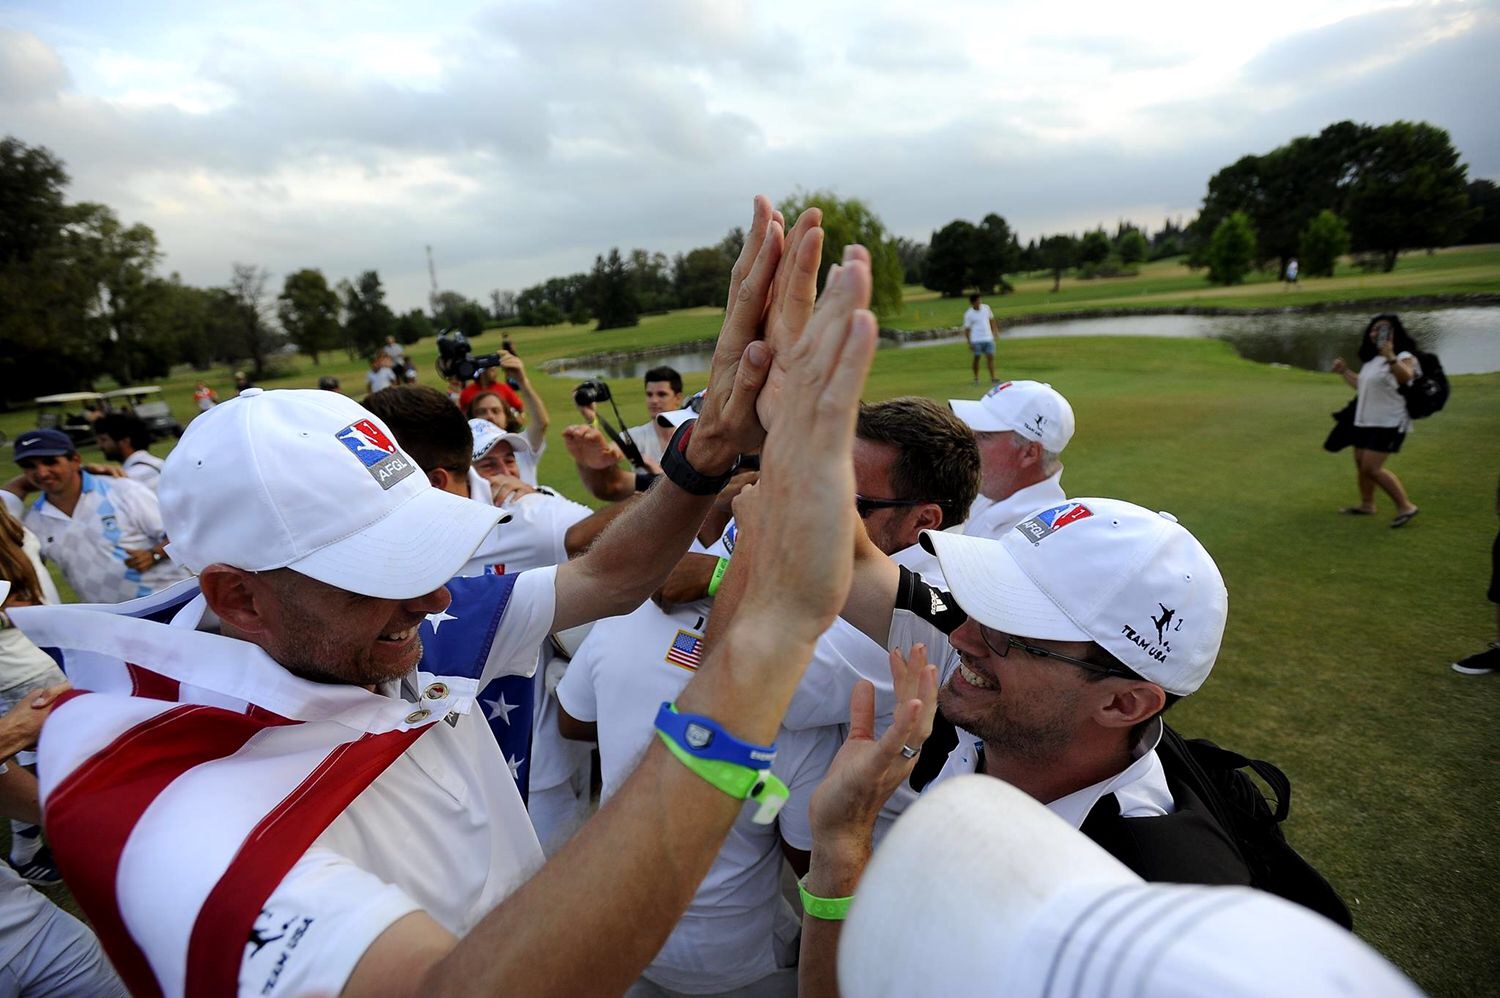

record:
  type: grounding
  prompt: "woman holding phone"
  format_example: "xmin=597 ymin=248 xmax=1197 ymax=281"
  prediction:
xmin=1331 ymin=313 xmax=1421 ymax=527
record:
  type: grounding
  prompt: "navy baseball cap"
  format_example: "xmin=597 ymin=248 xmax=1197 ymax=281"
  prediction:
xmin=13 ymin=429 xmax=76 ymax=461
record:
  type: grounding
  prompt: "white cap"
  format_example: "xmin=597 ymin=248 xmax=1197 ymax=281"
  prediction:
xmin=159 ymin=389 xmax=502 ymax=600
xmin=950 ymin=380 xmax=1075 ymax=453
xmin=841 ymin=776 xmax=1420 ymax=998
xmin=920 ymin=497 xmax=1227 ymax=695
xmin=468 ymin=418 xmax=532 ymax=461
xmin=656 ymin=389 xmax=706 ymax=429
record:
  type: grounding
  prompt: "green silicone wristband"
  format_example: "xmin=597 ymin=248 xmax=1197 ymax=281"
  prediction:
xmin=798 ymin=875 xmax=855 ymax=921
xmin=705 ymin=557 xmax=731 ymax=598
xmin=655 ymin=730 xmax=789 ymax=825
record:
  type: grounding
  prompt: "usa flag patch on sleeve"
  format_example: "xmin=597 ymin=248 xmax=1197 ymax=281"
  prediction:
xmin=665 ymin=629 xmax=704 ymax=671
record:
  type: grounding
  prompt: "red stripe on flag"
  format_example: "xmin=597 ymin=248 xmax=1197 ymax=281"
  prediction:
xmin=184 ymin=725 xmax=427 ymax=997
xmin=127 ymin=662 xmax=181 ymax=702
xmin=44 ymin=700 xmax=298 ymax=998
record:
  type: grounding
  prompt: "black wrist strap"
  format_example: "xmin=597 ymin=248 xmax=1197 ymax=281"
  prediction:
xmin=659 ymin=421 xmax=737 ymax=495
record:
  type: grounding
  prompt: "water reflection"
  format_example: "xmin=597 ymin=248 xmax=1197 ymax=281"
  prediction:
xmin=548 ymin=308 xmax=1500 ymax=379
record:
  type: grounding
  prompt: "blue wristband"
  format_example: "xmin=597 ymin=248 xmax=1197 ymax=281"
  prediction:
xmin=654 ymin=702 xmax=776 ymax=770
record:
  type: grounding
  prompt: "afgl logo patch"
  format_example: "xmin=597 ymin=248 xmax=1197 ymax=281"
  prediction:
xmin=984 ymin=381 xmax=1015 ymax=399
xmin=335 ymin=419 xmax=416 ymax=490
xmin=1013 ymin=502 xmax=1093 ymax=545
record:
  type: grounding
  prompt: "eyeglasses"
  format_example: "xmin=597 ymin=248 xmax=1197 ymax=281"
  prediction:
xmin=854 ymin=494 xmax=930 ymax=519
xmin=977 ymin=623 xmax=1140 ymax=679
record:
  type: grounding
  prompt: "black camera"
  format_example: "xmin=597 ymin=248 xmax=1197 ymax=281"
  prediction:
xmin=573 ymin=379 xmax=612 ymax=408
xmin=435 ymin=331 xmax=500 ymax=383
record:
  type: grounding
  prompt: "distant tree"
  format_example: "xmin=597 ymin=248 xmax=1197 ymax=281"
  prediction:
xmin=458 ymin=302 xmax=487 ymax=339
xmin=587 ymin=248 xmax=639 ymax=330
xmin=67 ymin=202 xmax=164 ymax=386
xmin=1116 ymin=228 xmax=1149 ymax=264
xmin=718 ymin=226 xmax=745 ymax=264
xmin=1459 ymin=179 xmax=1500 ymax=245
xmin=146 ymin=275 xmax=219 ymax=370
xmin=490 ymin=289 xmax=517 ymax=320
xmin=1207 ymin=212 xmax=1257 ymax=285
xmin=394 ymin=308 xmax=434 ymax=345
xmin=1298 ymin=210 xmax=1351 ymax=278
xmin=1344 ymin=121 xmax=1477 ymax=271
xmin=1037 ymin=234 xmax=1078 ymax=292
xmin=431 ymin=290 xmax=477 ymax=331
xmin=893 ymin=236 xmax=928 ymax=285
xmin=971 ymin=214 xmax=1020 ymax=294
xmin=1076 ymin=228 xmax=1111 ymax=266
xmin=277 ymin=268 xmax=340 ymax=364
xmin=225 ymin=263 xmax=281 ymax=377
xmin=672 ymin=246 xmax=733 ymax=308
xmin=1018 ymin=238 xmax=1040 ymax=272
xmin=628 ymin=248 xmax=676 ymax=312
xmin=924 ymin=219 xmax=976 ymax=297
xmin=778 ymin=190 xmax=903 ymax=317
xmin=341 ymin=270 xmax=396 ymax=357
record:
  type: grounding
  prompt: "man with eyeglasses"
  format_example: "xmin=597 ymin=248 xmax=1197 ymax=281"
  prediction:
xmin=819 ymin=497 xmax=1244 ymax=890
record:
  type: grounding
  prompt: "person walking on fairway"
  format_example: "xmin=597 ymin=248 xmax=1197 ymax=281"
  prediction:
xmin=963 ymin=293 xmax=999 ymax=385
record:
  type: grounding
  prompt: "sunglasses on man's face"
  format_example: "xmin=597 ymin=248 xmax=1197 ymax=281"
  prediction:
xmin=976 ymin=623 xmax=1141 ymax=680
xmin=853 ymin=494 xmax=930 ymax=519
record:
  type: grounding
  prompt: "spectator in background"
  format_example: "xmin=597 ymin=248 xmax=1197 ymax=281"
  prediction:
xmin=233 ymin=371 xmax=255 ymax=395
xmin=1452 ymin=473 xmax=1500 ymax=676
xmin=383 ymin=335 xmax=407 ymax=370
xmin=1285 ymin=257 xmax=1300 ymax=285
xmin=1331 ymin=314 xmax=1421 ymax=527
xmin=366 ymin=354 xmax=399 ymax=395
xmin=318 ymin=375 xmax=341 ymax=392
xmin=0 ymin=507 xmax=66 ymax=887
xmin=12 ymin=429 xmax=191 ymax=604
xmin=962 ymin=293 xmax=999 ymax=385
xmin=458 ymin=365 xmax=526 ymax=415
xmin=94 ymin=412 xmax=165 ymax=492
xmin=470 ymin=350 xmax=551 ymax=486
xmin=947 ymin=380 xmax=1075 ymax=538
xmin=192 ymin=381 xmax=218 ymax=413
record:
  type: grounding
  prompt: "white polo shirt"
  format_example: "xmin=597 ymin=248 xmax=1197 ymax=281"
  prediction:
xmin=1355 ymin=353 xmax=1420 ymax=431
xmin=557 ymin=599 xmax=839 ymax=995
xmin=122 ymin=452 xmax=165 ymax=491
xmin=23 ymin=472 xmax=192 ymax=604
xmin=625 ymin=420 xmax=668 ymax=468
xmin=962 ymin=471 xmax=1066 ymax=540
xmin=240 ymin=568 xmax=558 ymax=998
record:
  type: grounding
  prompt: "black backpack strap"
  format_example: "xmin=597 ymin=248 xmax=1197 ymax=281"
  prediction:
xmin=1080 ymin=790 xmax=1253 ymax=888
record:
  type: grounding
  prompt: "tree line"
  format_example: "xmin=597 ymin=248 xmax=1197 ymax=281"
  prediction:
xmin=2 ymin=118 xmax=1493 ymax=403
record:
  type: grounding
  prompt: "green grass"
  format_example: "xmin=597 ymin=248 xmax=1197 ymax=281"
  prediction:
xmin=3 ymin=247 xmax=1498 ymax=995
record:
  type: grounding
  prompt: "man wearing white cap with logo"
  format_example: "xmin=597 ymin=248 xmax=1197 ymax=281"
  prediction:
xmin=836 ymin=777 xmax=1418 ymax=997
xmin=11 ymin=201 xmax=900 ymax=997
xmin=949 ymin=379 xmax=1076 ymax=538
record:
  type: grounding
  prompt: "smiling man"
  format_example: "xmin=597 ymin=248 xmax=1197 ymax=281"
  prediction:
xmin=12 ymin=427 xmax=190 ymax=603
xmin=12 ymin=200 xmax=889 ymax=998
xmin=835 ymin=497 xmax=1245 ymax=886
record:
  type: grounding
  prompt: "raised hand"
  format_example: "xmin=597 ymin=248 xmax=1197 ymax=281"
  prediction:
xmin=756 ymin=208 xmax=826 ymax=430
xmin=562 ymin=424 xmax=625 ymax=470
xmin=808 ymin=645 xmax=939 ymax=856
xmin=731 ymin=255 xmax=876 ymax=645
xmin=682 ymin=197 xmax=784 ymax=475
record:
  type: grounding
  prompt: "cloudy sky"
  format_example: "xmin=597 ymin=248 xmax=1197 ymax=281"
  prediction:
xmin=2 ymin=0 xmax=1494 ymax=312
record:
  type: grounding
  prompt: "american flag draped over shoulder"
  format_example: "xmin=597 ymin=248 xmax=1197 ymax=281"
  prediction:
xmin=10 ymin=572 xmax=521 ymax=998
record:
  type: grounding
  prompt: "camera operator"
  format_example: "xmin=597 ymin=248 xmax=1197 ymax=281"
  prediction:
xmin=576 ymin=367 xmax=685 ymax=472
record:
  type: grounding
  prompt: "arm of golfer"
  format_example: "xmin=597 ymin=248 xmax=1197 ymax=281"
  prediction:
xmin=797 ymin=648 xmax=937 ymax=998
xmin=344 ymin=257 xmax=879 ymax=998
xmin=550 ymin=197 xmax=786 ymax=632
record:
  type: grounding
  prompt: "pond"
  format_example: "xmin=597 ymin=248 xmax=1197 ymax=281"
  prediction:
xmin=547 ymin=307 xmax=1500 ymax=381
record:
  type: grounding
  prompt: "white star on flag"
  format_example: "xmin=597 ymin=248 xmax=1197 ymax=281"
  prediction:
xmin=506 ymin=754 xmax=524 ymax=779
xmin=483 ymin=694 xmax=517 ymax=725
xmin=425 ymin=609 xmax=458 ymax=632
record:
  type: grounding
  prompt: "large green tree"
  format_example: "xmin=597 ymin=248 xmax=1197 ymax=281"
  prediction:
xmin=970 ymin=214 xmax=1020 ymax=294
xmin=341 ymin=270 xmax=397 ymax=358
xmin=1344 ymin=121 xmax=1476 ymax=271
xmin=1076 ymin=228 xmax=1111 ymax=266
xmin=672 ymin=246 xmax=732 ymax=308
xmin=587 ymin=247 xmax=640 ymax=331
xmin=924 ymin=219 xmax=977 ymax=297
xmin=225 ymin=263 xmax=281 ymax=377
xmin=277 ymin=268 xmax=341 ymax=364
xmin=777 ymin=190 xmax=903 ymax=317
